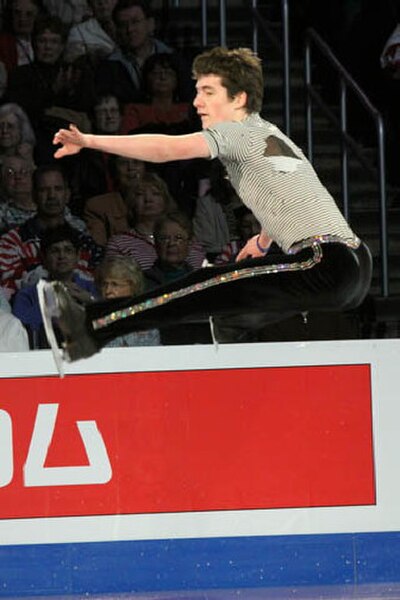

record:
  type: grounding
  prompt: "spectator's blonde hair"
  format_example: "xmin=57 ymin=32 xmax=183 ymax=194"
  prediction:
xmin=95 ymin=256 xmax=145 ymax=296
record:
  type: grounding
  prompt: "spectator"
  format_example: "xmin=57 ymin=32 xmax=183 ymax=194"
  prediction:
xmin=106 ymin=171 xmax=205 ymax=270
xmin=122 ymin=52 xmax=193 ymax=133
xmin=0 ymin=102 xmax=36 ymax=164
xmin=0 ymin=0 xmax=42 ymax=74
xmin=193 ymin=160 xmax=235 ymax=261
xmin=0 ymin=61 xmax=7 ymax=101
xmin=0 ymin=308 xmax=29 ymax=350
xmin=63 ymin=0 xmax=116 ymax=63
xmin=41 ymin=0 xmax=89 ymax=26
xmin=145 ymin=211 xmax=195 ymax=287
xmin=12 ymin=223 xmax=97 ymax=347
xmin=95 ymin=254 xmax=160 ymax=347
xmin=0 ymin=154 xmax=88 ymax=233
xmin=95 ymin=0 xmax=173 ymax=103
xmin=76 ymin=95 xmax=127 ymax=199
xmin=0 ymin=154 xmax=36 ymax=233
xmin=0 ymin=163 xmax=103 ymax=296
xmin=5 ymin=14 xmax=69 ymax=126
xmin=83 ymin=154 xmax=146 ymax=245
xmin=0 ymin=279 xmax=29 ymax=351
xmin=214 ymin=206 xmax=272 ymax=265
xmin=144 ymin=211 xmax=211 ymax=345
xmin=88 ymin=0 xmax=117 ymax=42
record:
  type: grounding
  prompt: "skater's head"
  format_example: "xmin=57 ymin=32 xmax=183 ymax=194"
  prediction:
xmin=96 ymin=255 xmax=144 ymax=299
xmin=192 ymin=47 xmax=263 ymax=128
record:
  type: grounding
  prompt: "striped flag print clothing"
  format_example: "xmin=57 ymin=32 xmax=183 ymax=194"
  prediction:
xmin=105 ymin=228 xmax=206 ymax=271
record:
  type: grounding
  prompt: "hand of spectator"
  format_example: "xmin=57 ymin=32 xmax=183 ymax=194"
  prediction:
xmin=235 ymin=233 xmax=272 ymax=262
xmin=53 ymin=124 xmax=87 ymax=158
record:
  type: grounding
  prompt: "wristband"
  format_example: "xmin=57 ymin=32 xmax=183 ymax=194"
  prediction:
xmin=256 ymin=234 xmax=269 ymax=254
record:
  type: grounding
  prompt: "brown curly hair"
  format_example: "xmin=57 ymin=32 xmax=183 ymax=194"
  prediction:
xmin=192 ymin=46 xmax=264 ymax=113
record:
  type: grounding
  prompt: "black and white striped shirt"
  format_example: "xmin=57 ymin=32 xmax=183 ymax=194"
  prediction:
xmin=202 ymin=113 xmax=357 ymax=253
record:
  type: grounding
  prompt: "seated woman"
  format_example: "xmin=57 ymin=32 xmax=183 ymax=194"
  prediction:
xmin=122 ymin=53 xmax=192 ymax=134
xmin=106 ymin=172 xmax=205 ymax=271
xmin=84 ymin=154 xmax=147 ymax=246
xmin=95 ymin=255 xmax=160 ymax=347
xmin=0 ymin=103 xmax=36 ymax=163
xmin=144 ymin=211 xmax=212 ymax=345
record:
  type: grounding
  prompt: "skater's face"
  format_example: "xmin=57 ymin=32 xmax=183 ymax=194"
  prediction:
xmin=156 ymin=220 xmax=190 ymax=267
xmin=193 ymin=74 xmax=247 ymax=129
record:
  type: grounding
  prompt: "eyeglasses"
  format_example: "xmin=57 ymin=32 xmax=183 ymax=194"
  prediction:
xmin=4 ymin=168 xmax=32 ymax=177
xmin=157 ymin=234 xmax=189 ymax=244
xmin=100 ymin=279 xmax=132 ymax=290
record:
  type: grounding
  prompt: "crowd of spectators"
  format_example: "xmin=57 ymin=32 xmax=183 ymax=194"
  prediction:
xmin=2 ymin=0 xmax=393 ymax=351
xmin=0 ymin=0 xmax=260 ymax=351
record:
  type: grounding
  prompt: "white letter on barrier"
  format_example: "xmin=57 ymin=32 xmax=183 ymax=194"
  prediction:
xmin=0 ymin=410 xmax=13 ymax=487
xmin=23 ymin=404 xmax=112 ymax=487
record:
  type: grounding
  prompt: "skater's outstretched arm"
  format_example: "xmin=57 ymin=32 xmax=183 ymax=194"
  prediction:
xmin=53 ymin=124 xmax=211 ymax=163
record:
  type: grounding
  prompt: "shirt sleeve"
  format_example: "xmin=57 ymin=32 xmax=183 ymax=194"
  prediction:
xmin=201 ymin=121 xmax=252 ymax=161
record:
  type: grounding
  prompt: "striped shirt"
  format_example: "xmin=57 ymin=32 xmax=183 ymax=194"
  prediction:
xmin=106 ymin=229 xmax=206 ymax=271
xmin=202 ymin=113 xmax=357 ymax=253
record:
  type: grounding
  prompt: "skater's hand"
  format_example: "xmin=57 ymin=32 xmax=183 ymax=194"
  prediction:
xmin=53 ymin=124 xmax=88 ymax=159
xmin=236 ymin=233 xmax=272 ymax=261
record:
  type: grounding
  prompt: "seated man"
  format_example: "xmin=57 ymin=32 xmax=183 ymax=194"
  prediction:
xmin=0 ymin=163 xmax=103 ymax=297
xmin=13 ymin=223 xmax=98 ymax=348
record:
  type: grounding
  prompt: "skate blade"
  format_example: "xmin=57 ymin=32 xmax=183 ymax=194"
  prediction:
xmin=37 ymin=280 xmax=65 ymax=377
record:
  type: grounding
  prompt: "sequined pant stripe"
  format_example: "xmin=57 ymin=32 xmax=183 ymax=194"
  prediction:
xmin=91 ymin=244 xmax=323 ymax=331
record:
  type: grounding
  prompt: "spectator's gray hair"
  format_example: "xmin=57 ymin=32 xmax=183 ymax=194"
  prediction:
xmin=95 ymin=255 xmax=145 ymax=296
xmin=0 ymin=103 xmax=36 ymax=147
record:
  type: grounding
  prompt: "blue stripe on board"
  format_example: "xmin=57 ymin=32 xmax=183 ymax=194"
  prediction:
xmin=1 ymin=532 xmax=400 ymax=597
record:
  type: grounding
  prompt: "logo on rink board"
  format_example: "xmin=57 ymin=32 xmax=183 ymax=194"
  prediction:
xmin=0 ymin=365 xmax=375 ymax=519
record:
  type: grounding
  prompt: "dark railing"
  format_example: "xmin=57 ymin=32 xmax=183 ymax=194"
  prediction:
xmin=305 ymin=28 xmax=388 ymax=296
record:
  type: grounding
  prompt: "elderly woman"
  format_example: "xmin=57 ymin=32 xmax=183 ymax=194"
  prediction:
xmin=106 ymin=171 xmax=205 ymax=270
xmin=145 ymin=211 xmax=195 ymax=288
xmin=0 ymin=103 xmax=36 ymax=163
xmin=144 ymin=211 xmax=212 ymax=345
xmin=95 ymin=255 xmax=160 ymax=347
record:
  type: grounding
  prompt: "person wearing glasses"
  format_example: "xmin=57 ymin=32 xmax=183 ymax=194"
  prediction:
xmin=41 ymin=46 xmax=372 ymax=362
xmin=95 ymin=254 xmax=160 ymax=347
xmin=143 ymin=211 xmax=212 ymax=345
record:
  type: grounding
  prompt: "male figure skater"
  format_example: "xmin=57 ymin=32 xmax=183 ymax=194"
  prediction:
xmin=42 ymin=46 xmax=372 ymax=361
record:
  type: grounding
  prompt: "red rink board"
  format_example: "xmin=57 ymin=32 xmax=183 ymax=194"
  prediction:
xmin=0 ymin=365 xmax=375 ymax=519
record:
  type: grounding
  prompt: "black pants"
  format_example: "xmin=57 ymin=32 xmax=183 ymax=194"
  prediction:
xmin=86 ymin=241 xmax=373 ymax=348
